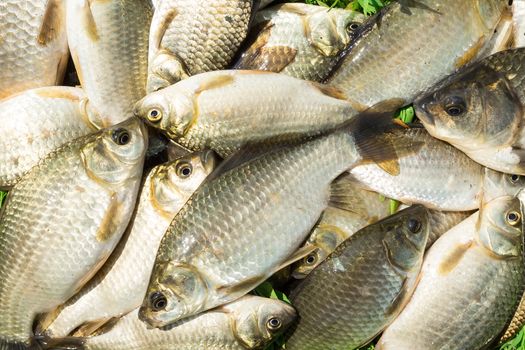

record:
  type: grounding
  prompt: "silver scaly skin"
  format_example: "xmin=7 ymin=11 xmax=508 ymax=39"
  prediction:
xmin=285 ymin=206 xmax=429 ymax=350
xmin=0 ymin=87 xmax=100 ymax=189
xmin=234 ymin=4 xmax=366 ymax=82
xmin=135 ymin=70 xmax=355 ymax=157
xmin=80 ymin=296 xmax=296 ymax=350
xmin=0 ymin=118 xmax=147 ymax=347
xmin=377 ymin=196 xmax=525 ymax=350
xmin=41 ymin=151 xmax=216 ymax=338
xmin=0 ymin=0 xmax=68 ymax=99
xmin=147 ymin=0 xmax=255 ymax=92
xmin=326 ymin=0 xmax=509 ymax=110
xmin=67 ymin=0 xmax=152 ymax=126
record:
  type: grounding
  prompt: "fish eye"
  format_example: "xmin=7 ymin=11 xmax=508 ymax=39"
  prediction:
xmin=407 ymin=218 xmax=422 ymax=233
xmin=267 ymin=317 xmax=282 ymax=331
xmin=506 ymin=211 xmax=521 ymax=226
xmin=176 ymin=161 xmax=193 ymax=178
xmin=346 ymin=22 xmax=361 ymax=33
xmin=149 ymin=292 xmax=168 ymax=311
xmin=147 ymin=108 xmax=163 ymax=123
xmin=304 ymin=254 xmax=317 ymax=266
xmin=111 ymin=128 xmax=131 ymax=145
xmin=510 ymin=174 xmax=521 ymax=183
xmin=443 ymin=96 xmax=466 ymax=117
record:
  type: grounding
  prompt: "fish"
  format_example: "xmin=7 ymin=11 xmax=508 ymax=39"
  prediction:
xmin=0 ymin=117 xmax=147 ymax=348
xmin=376 ymin=196 xmax=525 ymax=350
xmin=234 ymin=3 xmax=366 ymax=82
xmin=415 ymin=47 xmax=525 ymax=175
xmin=0 ymin=0 xmax=68 ymax=99
xmin=291 ymin=174 xmax=391 ymax=279
xmin=147 ymin=0 xmax=256 ymax=92
xmin=425 ymin=210 xmax=474 ymax=248
xmin=284 ymin=205 xmax=430 ymax=350
xmin=135 ymin=70 xmax=356 ymax=157
xmin=137 ymin=117 xmax=422 ymax=327
xmin=39 ymin=151 xmax=217 ymax=338
xmin=0 ymin=86 xmax=101 ymax=189
xmin=55 ymin=296 xmax=296 ymax=350
xmin=513 ymin=0 xmax=525 ymax=48
xmin=67 ymin=0 xmax=152 ymax=126
xmin=325 ymin=0 xmax=509 ymax=109
xmin=349 ymin=126 xmax=525 ymax=211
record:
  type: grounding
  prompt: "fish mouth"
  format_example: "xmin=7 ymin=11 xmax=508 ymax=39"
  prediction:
xmin=413 ymin=99 xmax=435 ymax=126
xmin=138 ymin=306 xmax=167 ymax=328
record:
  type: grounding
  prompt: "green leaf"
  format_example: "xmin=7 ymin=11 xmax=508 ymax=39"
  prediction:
xmin=0 ymin=191 xmax=7 ymax=208
xmin=389 ymin=199 xmax=400 ymax=214
xmin=395 ymin=105 xmax=416 ymax=124
xmin=500 ymin=326 xmax=525 ymax=350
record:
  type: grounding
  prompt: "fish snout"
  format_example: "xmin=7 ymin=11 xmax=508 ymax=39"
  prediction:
xmin=414 ymin=98 xmax=435 ymax=126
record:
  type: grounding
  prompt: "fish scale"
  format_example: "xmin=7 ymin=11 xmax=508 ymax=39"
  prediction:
xmin=140 ymin=129 xmax=364 ymax=327
xmin=0 ymin=118 xmax=146 ymax=347
xmin=0 ymin=0 xmax=68 ymax=99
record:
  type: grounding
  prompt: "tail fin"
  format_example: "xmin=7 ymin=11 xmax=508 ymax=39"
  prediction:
xmin=0 ymin=339 xmax=28 ymax=350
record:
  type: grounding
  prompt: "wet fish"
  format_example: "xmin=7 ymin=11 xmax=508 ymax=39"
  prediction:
xmin=349 ymin=126 xmax=525 ymax=210
xmin=138 ymin=118 xmax=418 ymax=327
xmin=147 ymin=0 xmax=256 ymax=92
xmin=377 ymin=196 xmax=525 ymax=350
xmin=234 ymin=4 xmax=366 ymax=82
xmin=135 ymin=70 xmax=354 ymax=157
xmin=0 ymin=87 xmax=101 ymax=189
xmin=67 ymin=0 xmax=152 ymax=126
xmin=64 ymin=296 xmax=295 ymax=350
xmin=292 ymin=174 xmax=391 ymax=279
xmin=415 ymin=47 xmax=525 ymax=175
xmin=0 ymin=0 xmax=68 ymax=99
xmin=501 ymin=290 xmax=525 ymax=343
xmin=0 ymin=118 xmax=147 ymax=348
xmin=325 ymin=0 xmax=509 ymax=109
xmin=284 ymin=205 xmax=429 ymax=350
xmin=39 ymin=151 xmax=216 ymax=338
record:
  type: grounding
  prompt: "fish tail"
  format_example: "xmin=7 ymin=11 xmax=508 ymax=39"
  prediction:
xmin=30 ymin=334 xmax=84 ymax=350
xmin=0 ymin=339 xmax=29 ymax=350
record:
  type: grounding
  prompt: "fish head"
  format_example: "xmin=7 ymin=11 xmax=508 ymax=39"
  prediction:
xmin=139 ymin=261 xmax=207 ymax=327
xmin=291 ymin=226 xmax=344 ymax=279
xmin=415 ymin=65 xmax=521 ymax=150
xmin=482 ymin=169 xmax=525 ymax=201
xmin=150 ymin=150 xmax=217 ymax=213
xmin=230 ymin=296 xmax=297 ymax=348
xmin=133 ymin=88 xmax=195 ymax=141
xmin=81 ymin=117 xmax=147 ymax=184
xmin=382 ymin=205 xmax=430 ymax=272
xmin=309 ymin=9 xmax=362 ymax=57
xmin=477 ymin=196 xmax=524 ymax=258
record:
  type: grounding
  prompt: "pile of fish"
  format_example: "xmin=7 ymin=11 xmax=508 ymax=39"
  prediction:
xmin=2 ymin=0 xmax=525 ymax=349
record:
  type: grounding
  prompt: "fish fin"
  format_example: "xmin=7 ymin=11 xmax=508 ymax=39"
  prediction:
xmin=384 ymin=277 xmax=409 ymax=316
xmin=87 ymin=317 xmax=120 ymax=337
xmin=151 ymin=7 xmax=178 ymax=50
xmin=0 ymin=339 xmax=30 ymax=350
xmin=54 ymin=52 xmax=69 ymax=85
xmin=37 ymin=0 xmax=65 ymax=46
xmin=81 ymin=0 xmax=99 ymax=42
xmin=398 ymin=0 xmax=441 ymax=15
xmin=312 ymin=83 xmax=347 ymax=101
xmin=35 ymin=88 xmax=80 ymax=101
xmin=328 ymin=174 xmax=370 ymax=217
xmin=238 ymin=45 xmax=297 ymax=73
xmin=71 ymin=317 xmax=113 ymax=337
xmin=347 ymin=108 xmax=424 ymax=174
xmin=217 ymin=275 xmax=267 ymax=295
xmin=34 ymin=305 xmax=65 ymax=335
xmin=31 ymin=334 xmax=85 ymax=350
xmin=195 ymin=74 xmax=235 ymax=95
xmin=438 ymin=240 xmax=473 ymax=275
xmin=278 ymin=3 xmax=309 ymax=16
xmin=275 ymin=245 xmax=318 ymax=272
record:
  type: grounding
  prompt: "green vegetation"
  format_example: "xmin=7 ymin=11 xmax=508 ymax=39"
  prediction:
xmin=0 ymin=191 xmax=6 ymax=208
xmin=301 ymin=0 xmax=391 ymax=14
xmin=501 ymin=328 xmax=525 ymax=350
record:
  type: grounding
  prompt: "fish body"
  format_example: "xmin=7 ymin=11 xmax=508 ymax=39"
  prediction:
xmin=349 ymin=127 xmax=525 ymax=210
xmin=0 ymin=0 xmax=68 ymax=99
xmin=67 ymin=0 xmax=152 ymax=126
xmin=147 ymin=0 xmax=255 ymax=92
xmin=416 ymin=48 xmax=525 ymax=175
xmin=138 ymin=123 xmax=399 ymax=326
xmin=377 ymin=196 xmax=525 ymax=350
xmin=234 ymin=4 xmax=366 ymax=82
xmin=326 ymin=0 xmax=509 ymax=108
xmin=41 ymin=152 xmax=216 ymax=338
xmin=0 ymin=87 xmax=100 ymax=189
xmin=135 ymin=70 xmax=355 ymax=157
xmin=80 ymin=296 xmax=296 ymax=350
xmin=285 ymin=205 xmax=430 ymax=350
xmin=0 ymin=118 xmax=147 ymax=347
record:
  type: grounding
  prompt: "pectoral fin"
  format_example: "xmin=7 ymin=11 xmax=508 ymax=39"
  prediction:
xmin=38 ymin=0 xmax=65 ymax=46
